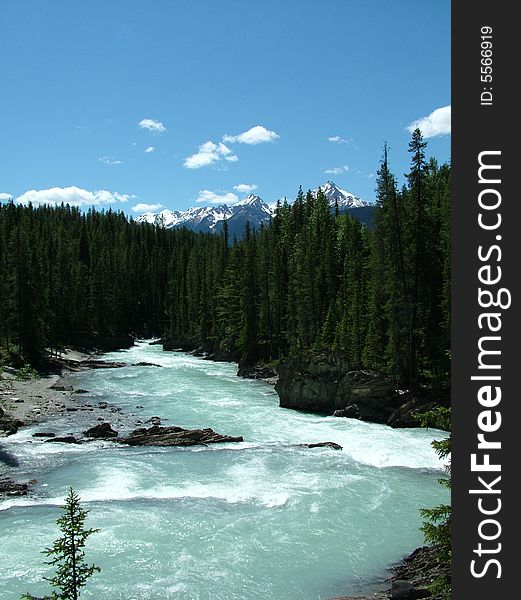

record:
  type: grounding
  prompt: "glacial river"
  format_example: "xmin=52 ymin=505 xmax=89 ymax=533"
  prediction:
xmin=0 ymin=341 xmax=449 ymax=599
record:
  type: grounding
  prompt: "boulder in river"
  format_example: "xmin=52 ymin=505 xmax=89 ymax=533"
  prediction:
xmin=0 ymin=478 xmax=30 ymax=497
xmin=45 ymin=436 xmax=81 ymax=444
xmin=84 ymin=423 xmax=118 ymax=438
xmin=82 ymin=360 xmax=127 ymax=369
xmin=301 ymin=442 xmax=343 ymax=450
xmin=32 ymin=432 xmax=56 ymax=438
xmin=118 ymin=425 xmax=243 ymax=447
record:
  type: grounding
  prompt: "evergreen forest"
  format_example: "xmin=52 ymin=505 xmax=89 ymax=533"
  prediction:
xmin=0 ymin=131 xmax=450 ymax=393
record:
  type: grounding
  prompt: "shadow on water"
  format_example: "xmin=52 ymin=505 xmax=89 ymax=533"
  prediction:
xmin=0 ymin=445 xmax=20 ymax=467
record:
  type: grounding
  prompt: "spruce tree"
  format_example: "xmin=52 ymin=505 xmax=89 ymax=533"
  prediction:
xmin=21 ymin=487 xmax=100 ymax=600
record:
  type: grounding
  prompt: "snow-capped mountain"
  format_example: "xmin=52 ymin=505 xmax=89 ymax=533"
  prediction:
xmin=137 ymin=204 xmax=234 ymax=231
xmin=136 ymin=194 xmax=273 ymax=238
xmin=136 ymin=184 xmax=373 ymax=237
xmin=314 ymin=181 xmax=370 ymax=209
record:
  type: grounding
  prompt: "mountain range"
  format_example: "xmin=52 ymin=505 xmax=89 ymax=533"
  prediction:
xmin=136 ymin=181 xmax=374 ymax=238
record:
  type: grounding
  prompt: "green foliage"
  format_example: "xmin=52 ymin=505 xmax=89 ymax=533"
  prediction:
xmin=419 ymin=406 xmax=451 ymax=596
xmin=21 ymin=488 xmax=100 ymax=600
xmin=15 ymin=364 xmax=40 ymax=381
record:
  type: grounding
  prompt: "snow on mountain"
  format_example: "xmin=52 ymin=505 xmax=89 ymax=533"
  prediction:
xmin=135 ymin=195 xmax=271 ymax=235
xmin=314 ymin=181 xmax=370 ymax=209
xmin=135 ymin=182 xmax=372 ymax=236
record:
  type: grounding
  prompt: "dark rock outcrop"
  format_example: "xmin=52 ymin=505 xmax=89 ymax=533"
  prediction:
xmin=276 ymin=352 xmax=449 ymax=428
xmin=275 ymin=353 xmax=398 ymax=422
xmin=0 ymin=478 xmax=32 ymax=497
xmin=84 ymin=423 xmax=118 ymax=438
xmin=301 ymin=442 xmax=343 ymax=450
xmin=118 ymin=425 xmax=243 ymax=447
xmin=0 ymin=415 xmax=24 ymax=436
xmin=275 ymin=352 xmax=351 ymax=414
xmin=32 ymin=432 xmax=56 ymax=438
xmin=389 ymin=546 xmax=449 ymax=599
xmin=237 ymin=365 xmax=277 ymax=380
xmin=81 ymin=360 xmax=127 ymax=369
xmin=45 ymin=436 xmax=81 ymax=444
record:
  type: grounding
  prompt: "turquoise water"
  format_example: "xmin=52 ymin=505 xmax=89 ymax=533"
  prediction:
xmin=0 ymin=341 xmax=449 ymax=599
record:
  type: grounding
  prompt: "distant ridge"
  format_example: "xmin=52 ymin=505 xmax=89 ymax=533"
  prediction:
xmin=136 ymin=182 xmax=374 ymax=236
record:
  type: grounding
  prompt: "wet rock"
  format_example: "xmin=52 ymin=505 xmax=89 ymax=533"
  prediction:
xmin=133 ymin=362 xmax=163 ymax=367
xmin=333 ymin=404 xmax=360 ymax=419
xmin=119 ymin=425 xmax=243 ymax=447
xmin=390 ymin=546 xmax=450 ymax=599
xmin=66 ymin=407 xmax=78 ymax=412
xmin=81 ymin=360 xmax=127 ymax=369
xmin=32 ymin=432 xmax=56 ymax=438
xmin=0 ymin=478 xmax=30 ymax=496
xmin=45 ymin=436 xmax=81 ymax=444
xmin=73 ymin=388 xmax=90 ymax=394
xmin=98 ymin=402 xmax=108 ymax=409
xmin=0 ymin=416 xmax=24 ymax=435
xmin=237 ymin=365 xmax=277 ymax=380
xmin=145 ymin=416 xmax=162 ymax=426
xmin=84 ymin=423 xmax=118 ymax=438
xmin=301 ymin=442 xmax=343 ymax=450
xmin=391 ymin=581 xmax=413 ymax=599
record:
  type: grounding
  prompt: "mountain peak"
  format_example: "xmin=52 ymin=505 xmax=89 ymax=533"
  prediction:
xmin=315 ymin=181 xmax=370 ymax=208
xmin=235 ymin=194 xmax=263 ymax=207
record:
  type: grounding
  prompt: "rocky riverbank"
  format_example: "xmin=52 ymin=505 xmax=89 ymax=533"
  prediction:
xmin=274 ymin=352 xmax=449 ymax=429
xmin=329 ymin=546 xmax=449 ymax=600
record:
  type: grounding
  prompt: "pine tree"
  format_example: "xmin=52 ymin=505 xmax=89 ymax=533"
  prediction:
xmin=21 ymin=487 xmax=100 ymax=600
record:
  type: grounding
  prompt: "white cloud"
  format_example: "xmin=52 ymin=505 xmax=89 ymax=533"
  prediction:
xmin=144 ymin=146 xmax=155 ymax=153
xmin=324 ymin=165 xmax=351 ymax=175
xmin=407 ymin=105 xmax=451 ymax=138
xmin=234 ymin=183 xmax=258 ymax=194
xmin=16 ymin=186 xmax=133 ymax=207
xmin=328 ymin=135 xmax=353 ymax=144
xmin=132 ymin=202 xmax=163 ymax=212
xmin=0 ymin=192 xmax=12 ymax=200
xmin=184 ymin=141 xmax=238 ymax=169
xmin=196 ymin=189 xmax=239 ymax=205
xmin=99 ymin=156 xmax=123 ymax=165
xmin=223 ymin=125 xmax=279 ymax=145
xmin=139 ymin=118 xmax=167 ymax=134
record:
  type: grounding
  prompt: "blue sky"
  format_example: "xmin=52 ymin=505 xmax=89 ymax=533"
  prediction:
xmin=1 ymin=0 xmax=450 ymax=214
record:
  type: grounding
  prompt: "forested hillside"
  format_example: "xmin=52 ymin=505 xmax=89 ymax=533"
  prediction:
xmin=0 ymin=131 xmax=450 ymax=392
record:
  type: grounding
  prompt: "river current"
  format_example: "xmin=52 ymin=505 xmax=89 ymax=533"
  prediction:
xmin=0 ymin=341 xmax=449 ymax=599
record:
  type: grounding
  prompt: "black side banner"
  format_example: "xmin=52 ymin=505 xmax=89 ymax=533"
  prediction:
xmin=452 ymin=2 xmax=517 ymax=597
